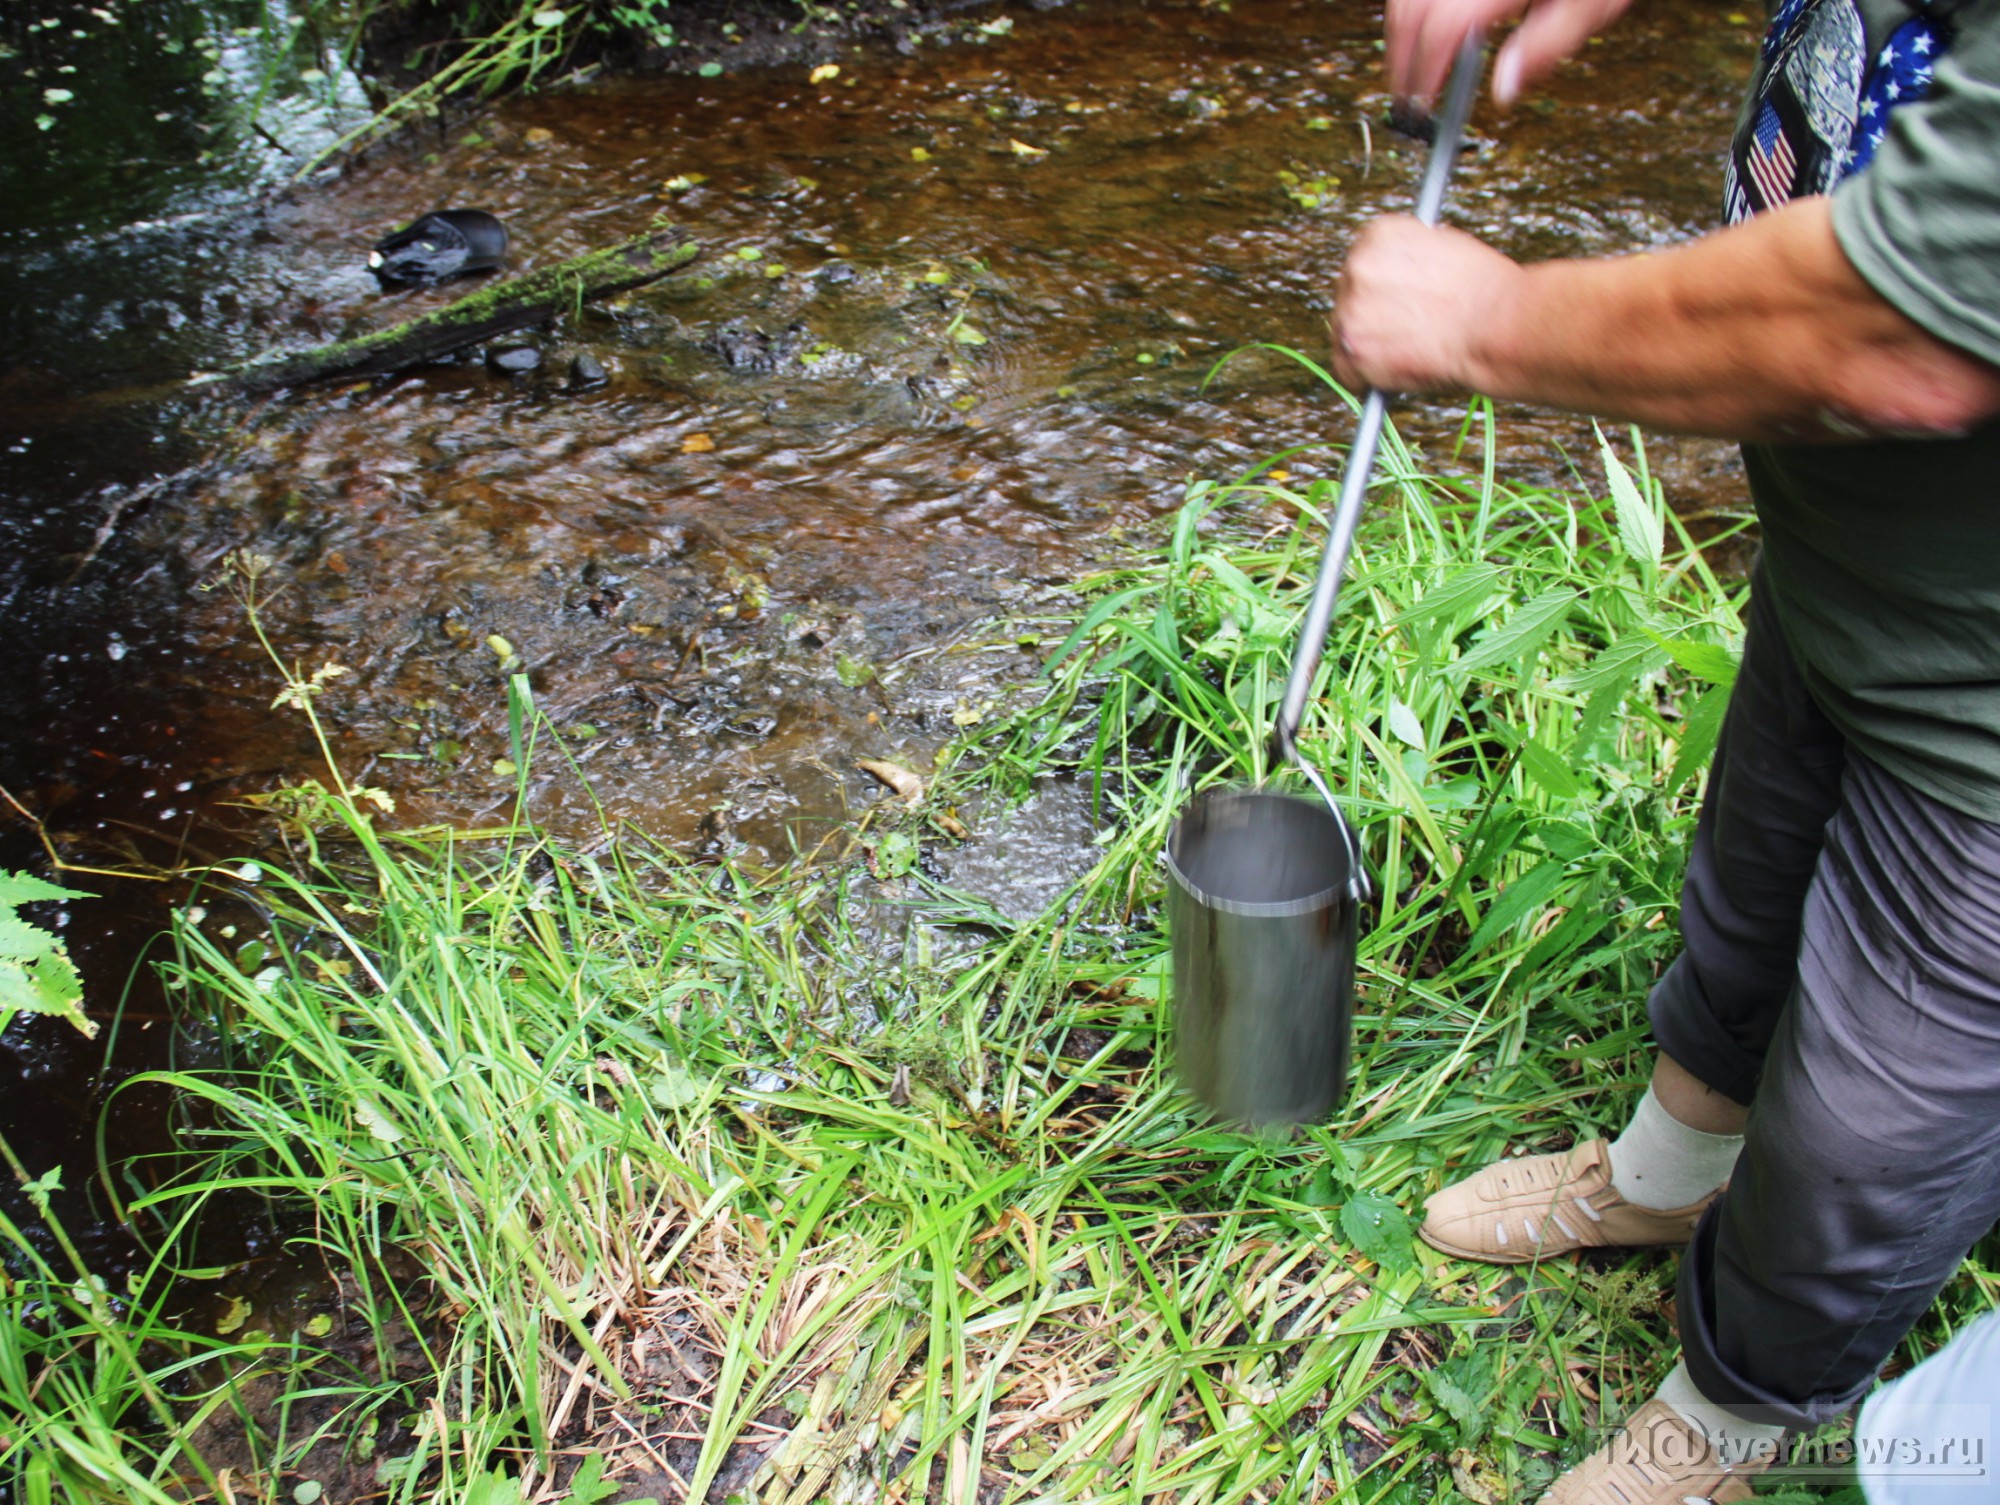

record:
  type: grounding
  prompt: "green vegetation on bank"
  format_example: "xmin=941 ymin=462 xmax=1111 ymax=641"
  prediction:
xmin=7 ymin=384 xmax=1993 ymax=1503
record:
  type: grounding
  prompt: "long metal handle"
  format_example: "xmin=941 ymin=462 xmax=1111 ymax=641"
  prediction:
xmin=1272 ymin=32 xmax=1485 ymax=765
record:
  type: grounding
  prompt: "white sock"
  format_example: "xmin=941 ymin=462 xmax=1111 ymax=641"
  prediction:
xmin=1657 ymin=1361 xmax=1785 ymax=1467
xmin=1607 ymin=1083 xmax=1743 ymax=1210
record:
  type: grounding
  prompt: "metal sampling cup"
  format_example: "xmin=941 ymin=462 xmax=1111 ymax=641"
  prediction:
xmin=1166 ymin=789 xmax=1363 ymax=1123
xmin=1163 ymin=34 xmax=1484 ymax=1124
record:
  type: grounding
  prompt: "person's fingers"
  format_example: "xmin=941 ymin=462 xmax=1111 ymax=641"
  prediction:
xmin=1492 ymin=0 xmax=1631 ymax=103
xmin=1389 ymin=0 xmax=1524 ymax=98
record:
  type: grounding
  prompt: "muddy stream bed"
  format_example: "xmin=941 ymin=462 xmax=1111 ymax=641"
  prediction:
xmin=0 ymin=0 xmax=1756 ymax=1264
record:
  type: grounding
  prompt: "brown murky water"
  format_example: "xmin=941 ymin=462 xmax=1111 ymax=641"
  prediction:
xmin=0 ymin=0 xmax=1758 ymax=1247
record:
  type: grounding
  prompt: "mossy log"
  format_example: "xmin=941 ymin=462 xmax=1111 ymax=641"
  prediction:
xmin=198 ymin=228 xmax=700 ymax=394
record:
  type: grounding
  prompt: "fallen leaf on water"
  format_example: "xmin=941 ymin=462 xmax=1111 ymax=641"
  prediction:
xmin=523 ymin=126 xmax=556 ymax=144
xmin=304 ymin=1313 xmax=334 ymax=1338
xmin=858 ymin=758 xmax=924 ymax=807
xmin=1009 ymin=138 xmax=1048 ymax=157
xmin=910 ymin=146 xmax=933 ymax=162
xmin=809 ymin=63 xmax=840 ymax=83
xmin=215 ymin=1295 xmax=252 ymax=1335
xmin=938 ymin=809 xmax=970 ymax=840
xmin=682 ymin=433 xmax=715 ymax=454
xmin=485 ymin=634 xmax=514 ymax=660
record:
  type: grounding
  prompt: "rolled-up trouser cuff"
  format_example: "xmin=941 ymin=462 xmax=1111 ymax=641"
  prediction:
xmin=1677 ymin=1204 xmax=1876 ymax=1431
xmin=1648 ymin=957 xmax=1767 ymax=1109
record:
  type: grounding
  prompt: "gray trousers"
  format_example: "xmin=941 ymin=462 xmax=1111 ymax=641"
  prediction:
xmin=1650 ymin=570 xmax=2000 ymax=1429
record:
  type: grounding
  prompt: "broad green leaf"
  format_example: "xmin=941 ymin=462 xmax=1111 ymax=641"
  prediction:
xmin=1340 ymin=1190 xmax=1414 ymax=1272
xmin=464 ymin=1469 xmax=527 ymax=1505
xmin=1670 ymin=682 xmax=1732 ymax=790
xmin=1597 ymin=425 xmax=1662 ymax=573
xmin=1464 ymin=859 xmax=1571 ymax=954
xmin=1655 ymin=634 xmax=1740 ymax=688
xmin=0 ymin=871 xmax=73 ymax=907
xmin=0 ymin=873 xmax=93 ymax=1039
xmin=1391 ymin=563 xmax=1504 ymax=630
xmin=1453 ymin=587 xmax=1578 ymax=677
xmin=651 ymin=1061 xmax=703 ymax=1109
xmin=1386 ymin=698 xmax=1425 ymax=751
xmin=566 ymin=1455 xmax=622 ymax=1505
xmin=1517 ymin=740 xmax=1582 ymax=802
xmin=1555 ymin=634 xmax=1671 ymax=697
xmin=1425 ymin=1352 xmax=1495 ymax=1442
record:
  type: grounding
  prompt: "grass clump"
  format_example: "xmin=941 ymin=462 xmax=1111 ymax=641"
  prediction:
xmin=9 ymin=381 xmax=1869 ymax=1504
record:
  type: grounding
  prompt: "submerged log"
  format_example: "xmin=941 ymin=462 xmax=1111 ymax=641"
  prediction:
xmin=194 ymin=227 xmax=700 ymax=394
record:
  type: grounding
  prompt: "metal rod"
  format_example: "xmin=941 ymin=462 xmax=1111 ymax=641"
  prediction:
xmin=1272 ymin=31 xmax=1484 ymax=765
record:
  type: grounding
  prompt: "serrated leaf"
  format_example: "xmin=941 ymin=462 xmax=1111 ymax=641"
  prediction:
xmin=1453 ymin=587 xmax=1578 ymax=677
xmin=1596 ymin=425 xmax=1662 ymax=572
xmin=1339 ymin=1190 xmax=1414 ymax=1272
xmin=1516 ymin=740 xmax=1582 ymax=802
xmin=1464 ymin=859 xmax=1570 ymax=954
xmin=464 ymin=1469 xmax=527 ymax=1505
xmin=1392 ymin=563 xmax=1505 ymax=630
xmin=0 ymin=871 xmax=75 ymax=907
xmin=1669 ymin=682 xmax=1732 ymax=790
xmin=566 ymin=1454 xmax=621 ymax=1504
xmin=0 ymin=911 xmax=61 ymax=962
xmin=0 ymin=945 xmax=93 ymax=1038
xmin=1302 ymin=1163 xmax=1342 ymax=1207
xmin=1654 ymin=634 xmax=1739 ymax=687
xmin=1427 ymin=1352 xmax=1496 ymax=1445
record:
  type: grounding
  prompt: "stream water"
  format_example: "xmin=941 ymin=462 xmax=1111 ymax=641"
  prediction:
xmin=0 ymin=0 xmax=1757 ymax=1261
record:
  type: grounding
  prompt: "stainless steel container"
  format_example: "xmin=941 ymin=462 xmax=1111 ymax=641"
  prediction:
xmin=1159 ymin=33 xmax=1483 ymax=1127
xmin=1166 ymin=789 xmax=1361 ymax=1124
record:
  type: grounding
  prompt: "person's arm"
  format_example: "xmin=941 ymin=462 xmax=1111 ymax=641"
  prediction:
xmin=1328 ymin=195 xmax=2000 ymax=441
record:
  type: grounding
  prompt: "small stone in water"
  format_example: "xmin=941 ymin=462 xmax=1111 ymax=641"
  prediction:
xmin=488 ymin=344 xmax=543 ymax=374
xmin=569 ymin=352 xmax=608 ymax=387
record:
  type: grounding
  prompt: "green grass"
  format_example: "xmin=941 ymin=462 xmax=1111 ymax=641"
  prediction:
xmin=7 ymin=386 xmax=1993 ymax=1503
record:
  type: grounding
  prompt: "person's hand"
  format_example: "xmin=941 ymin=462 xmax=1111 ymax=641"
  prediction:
xmin=1328 ymin=216 xmax=1523 ymax=394
xmin=1387 ymin=0 xmax=1635 ymax=105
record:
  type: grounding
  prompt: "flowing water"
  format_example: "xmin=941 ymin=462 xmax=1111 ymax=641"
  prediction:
xmin=0 ymin=0 xmax=1758 ymax=1253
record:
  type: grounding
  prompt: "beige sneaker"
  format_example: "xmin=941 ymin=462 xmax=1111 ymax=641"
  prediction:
xmin=1419 ymin=1139 xmax=1720 ymax=1264
xmin=1540 ymin=1397 xmax=1771 ymax=1504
